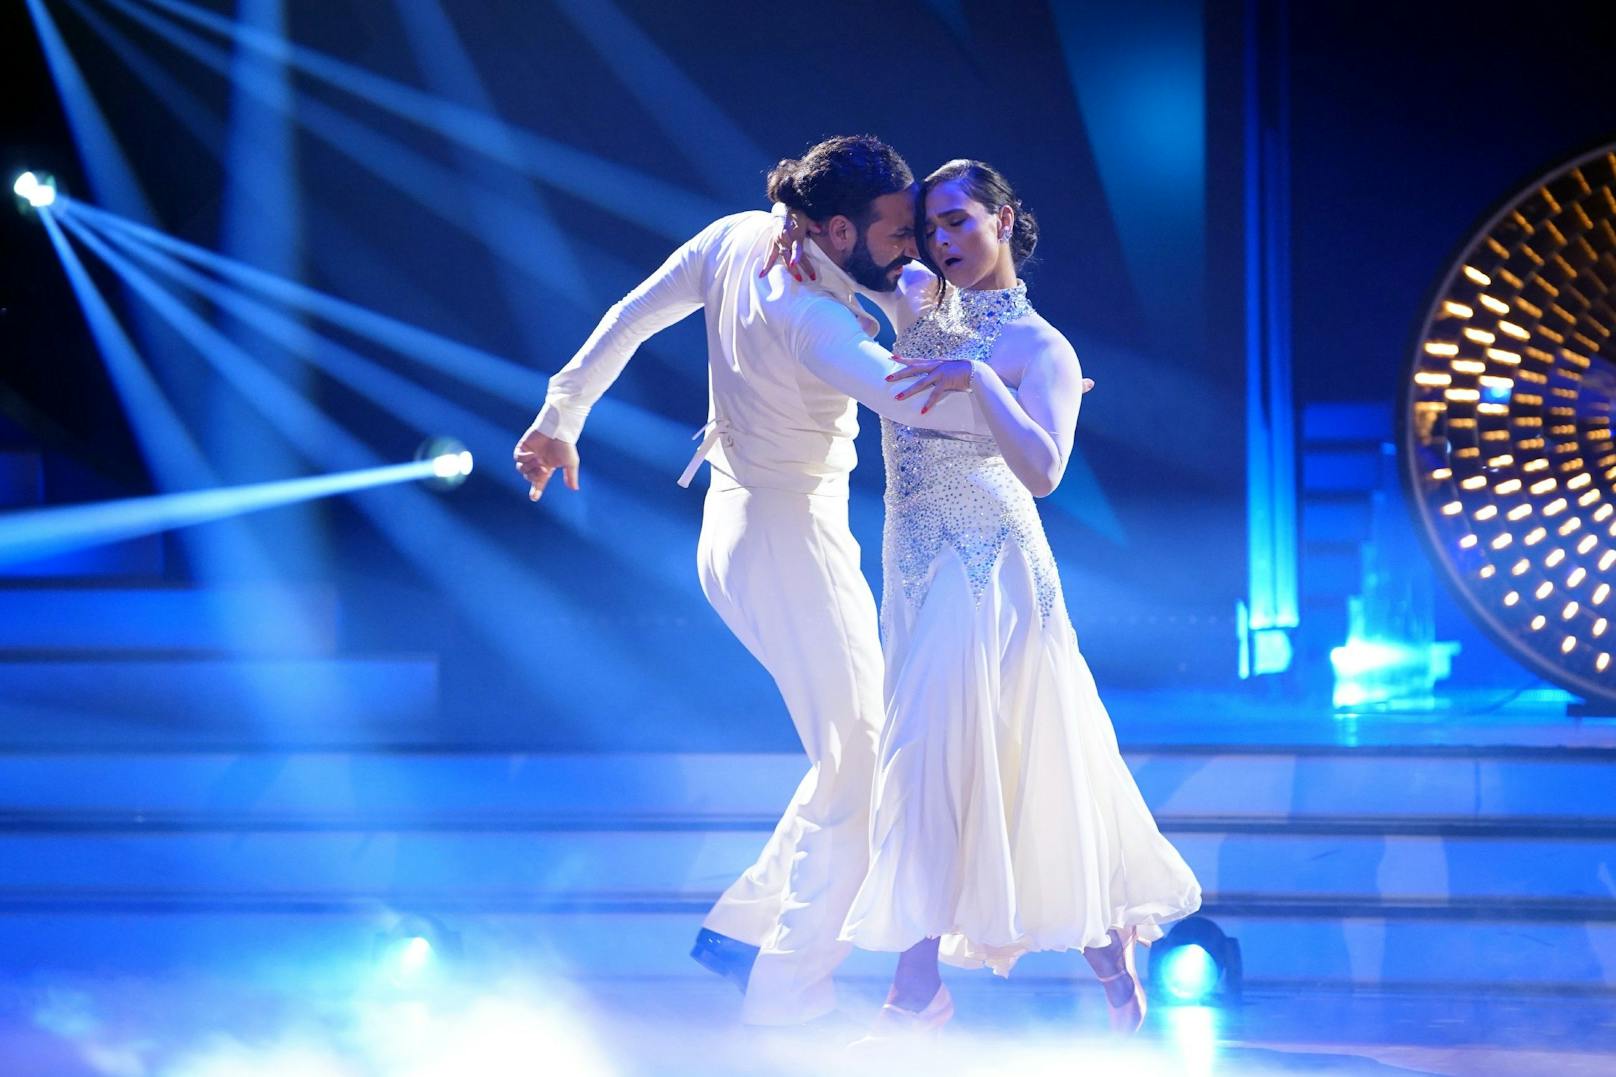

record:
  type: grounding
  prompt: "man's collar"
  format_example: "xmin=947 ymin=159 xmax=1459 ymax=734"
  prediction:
xmin=801 ymin=239 xmax=860 ymax=301
xmin=800 ymin=240 xmax=881 ymax=337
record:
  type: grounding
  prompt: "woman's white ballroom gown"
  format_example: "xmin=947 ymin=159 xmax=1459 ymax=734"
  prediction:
xmin=838 ymin=281 xmax=1202 ymax=975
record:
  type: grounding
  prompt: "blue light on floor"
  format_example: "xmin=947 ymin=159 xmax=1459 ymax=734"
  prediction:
xmin=1157 ymin=943 xmax=1220 ymax=1003
xmin=1160 ymin=1003 xmax=1221 ymax=1077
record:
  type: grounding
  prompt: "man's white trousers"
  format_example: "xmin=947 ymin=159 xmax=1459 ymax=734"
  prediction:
xmin=695 ymin=482 xmax=885 ymax=1026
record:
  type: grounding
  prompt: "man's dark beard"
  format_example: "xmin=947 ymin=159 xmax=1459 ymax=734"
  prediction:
xmin=845 ymin=229 xmax=909 ymax=292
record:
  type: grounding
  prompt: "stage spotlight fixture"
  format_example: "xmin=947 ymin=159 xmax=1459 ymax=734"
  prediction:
xmin=1402 ymin=143 xmax=1616 ymax=707
xmin=374 ymin=913 xmax=462 ymax=989
xmin=12 ymin=170 xmax=57 ymax=208
xmin=1158 ymin=944 xmax=1218 ymax=1000
xmin=1147 ymin=916 xmax=1242 ymax=1005
xmin=416 ymin=436 xmax=473 ymax=490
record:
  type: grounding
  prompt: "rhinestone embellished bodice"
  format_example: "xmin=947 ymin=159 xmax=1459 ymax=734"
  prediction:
xmin=882 ymin=282 xmax=1061 ymax=620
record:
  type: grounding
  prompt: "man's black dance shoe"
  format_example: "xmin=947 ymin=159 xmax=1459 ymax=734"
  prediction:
xmin=690 ymin=928 xmax=759 ymax=994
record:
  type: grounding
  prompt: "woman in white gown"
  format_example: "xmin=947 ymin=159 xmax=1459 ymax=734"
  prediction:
xmin=835 ymin=160 xmax=1202 ymax=1036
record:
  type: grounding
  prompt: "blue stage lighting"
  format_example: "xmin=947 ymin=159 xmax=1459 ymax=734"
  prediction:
xmin=101 ymin=0 xmax=725 ymax=239
xmin=378 ymin=934 xmax=435 ymax=988
xmin=64 ymin=202 xmax=697 ymax=477
xmin=55 ymin=210 xmax=656 ymax=697
xmin=1157 ymin=944 xmax=1219 ymax=1003
xmin=64 ymin=0 xmax=225 ymax=148
xmin=24 ymin=0 xmax=156 ymax=222
xmin=62 ymin=198 xmax=545 ymax=403
xmin=374 ymin=914 xmax=461 ymax=989
xmin=436 ymin=453 xmax=473 ymax=481
xmin=399 ymin=936 xmax=432 ymax=974
xmin=63 ymin=213 xmax=531 ymax=499
xmin=1148 ymin=916 xmax=1242 ymax=1006
xmin=418 ymin=437 xmax=473 ymax=490
xmin=13 ymin=171 xmax=57 ymax=208
xmin=0 ymin=458 xmax=466 ymax=568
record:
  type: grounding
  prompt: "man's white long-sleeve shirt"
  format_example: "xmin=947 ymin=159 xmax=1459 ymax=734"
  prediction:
xmin=533 ymin=211 xmax=985 ymax=495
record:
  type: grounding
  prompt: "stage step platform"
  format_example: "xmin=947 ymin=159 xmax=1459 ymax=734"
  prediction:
xmin=0 ymin=746 xmax=1610 ymax=993
xmin=0 ymin=583 xmax=342 ymax=652
xmin=0 ymin=655 xmax=439 ymax=746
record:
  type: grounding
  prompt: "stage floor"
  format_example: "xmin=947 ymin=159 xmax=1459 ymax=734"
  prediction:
xmin=2 ymin=966 xmax=1614 ymax=1076
xmin=1104 ymin=687 xmax=1616 ymax=750
xmin=0 ymin=688 xmax=1609 ymax=1074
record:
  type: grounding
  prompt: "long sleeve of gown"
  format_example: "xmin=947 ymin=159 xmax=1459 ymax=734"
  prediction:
xmin=533 ymin=219 xmax=723 ymax=442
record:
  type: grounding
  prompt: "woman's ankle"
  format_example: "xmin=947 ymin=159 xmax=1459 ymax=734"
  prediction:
xmin=888 ymin=936 xmax=943 ymax=1011
xmin=887 ymin=972 xmax=942 ymax=1012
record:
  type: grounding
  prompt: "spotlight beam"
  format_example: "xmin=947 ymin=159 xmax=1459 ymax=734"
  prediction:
xmin=58 ymin=213 xmax=648 ymax=692
xmin=220 ymin=0 xmax=299 ymax=297
xmin=0 ymin=459 xmax=447 ymax=567
xmin=65 ymin=196 xmax=543 ymax=403
xmin=23 ymin=0 xmax=155 ymax=220
xmin=26 ymin=0 xmax=194 ymax=503
xmin=78 ymin=0 xmax=603 ymax=310
xmin=63 ymin=200 xmax=693 ymax=475
xmin=39 ymin=206 xmax=335 ymax=665
xmin=393 ymin=0 xmax=596 ymax=318
xmin=86 ymin=216 xmax=530 ymax=494
xmin=63 ymin=212 xmax=373 ymax=467
xmin=37 ymin=209 xmax=216 ymax=492
xmin=107 ymin=0 xmax=728 ymax=238
xmin=31 ymin=0 xmax=282 ymax=588
xmin=550 ymin=0 xmax=765 ymax=201
xmin=213 ymin=0 xmax=319 ymax=571
xmin=63 ymin=0 xmax=225 ymax=148
xmin=81 ymin=212 xmax=713 ymax=592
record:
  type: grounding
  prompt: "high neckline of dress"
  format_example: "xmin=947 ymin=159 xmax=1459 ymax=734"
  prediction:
xmin=952 ymin=280 xmax=1030 ymax=324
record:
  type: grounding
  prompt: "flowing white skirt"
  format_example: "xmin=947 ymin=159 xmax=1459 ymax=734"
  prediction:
xmin=839 ymin=541 xmax=1202 ymax=975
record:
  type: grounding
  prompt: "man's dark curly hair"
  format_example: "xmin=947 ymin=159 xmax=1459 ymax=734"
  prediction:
xmin=764 ymin=135 xmax=913 ymax=226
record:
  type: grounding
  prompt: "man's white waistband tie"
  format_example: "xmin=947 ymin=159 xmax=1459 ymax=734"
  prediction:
xmin=678 ymin=417 xmax=733 ymax=488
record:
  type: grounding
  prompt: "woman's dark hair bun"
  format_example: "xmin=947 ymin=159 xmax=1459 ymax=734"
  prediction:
xmin=1010 ymin=203 xmax=1039 ymax=269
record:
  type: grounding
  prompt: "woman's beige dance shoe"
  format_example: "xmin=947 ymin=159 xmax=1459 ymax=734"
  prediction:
xmin=1094 ymin=928 xmax=1147 ymax=1035
xmin=847 ymin=983 xmax=955 ymax=1049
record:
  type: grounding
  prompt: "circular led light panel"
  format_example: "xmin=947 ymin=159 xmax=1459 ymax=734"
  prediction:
xmin=1403 ymin=144 xmax=1616 ymax=704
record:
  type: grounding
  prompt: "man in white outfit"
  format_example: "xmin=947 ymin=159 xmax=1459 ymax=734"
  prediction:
xmin=515 ymin=137 xmax=1001 ymax=1025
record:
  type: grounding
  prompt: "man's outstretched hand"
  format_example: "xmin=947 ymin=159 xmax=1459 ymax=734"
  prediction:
xmin=513 ymin=423 xmax=581 ymax=501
